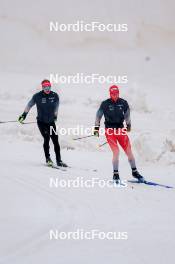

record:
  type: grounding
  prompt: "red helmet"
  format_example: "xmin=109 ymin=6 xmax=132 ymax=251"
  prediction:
xmin=41 ymin=79 xmax=51 ymax=94
xmin=109 ymin=85 xmax=119 ymax=101
xmin=41 ymin=79 xmax=51 ymax=87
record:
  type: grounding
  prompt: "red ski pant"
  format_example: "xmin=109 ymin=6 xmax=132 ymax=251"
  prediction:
xmin=105 ymin=128 xmax=136 ymax=171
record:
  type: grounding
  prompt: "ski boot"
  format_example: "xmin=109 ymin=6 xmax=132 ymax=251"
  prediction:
xmin=46 ymin=157 xmax=53 ymax=167
xmin=113 ymin=170 xmax=120 ymax=185
xmin=132 ymin=169 xmax=145 ymax=183
xmin=57 ymin=160 xmax=68 ymax=168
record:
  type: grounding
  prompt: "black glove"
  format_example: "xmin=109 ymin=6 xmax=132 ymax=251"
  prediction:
xmin=18 ymin=112 xmax=27 ymax=124
xmin=93 ymin=126 xmax=100 ymax=137
xmin=126 ymin=124 xmax=131 ymax=132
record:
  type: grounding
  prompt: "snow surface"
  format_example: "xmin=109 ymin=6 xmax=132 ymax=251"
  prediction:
xmin=0 ymin=0 xmax=175 ymax=263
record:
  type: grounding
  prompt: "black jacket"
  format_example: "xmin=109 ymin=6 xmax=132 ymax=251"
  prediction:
xmin=24 ymin=91 xmax=59 ymax=124
xmin=95 ymin=98 xmax=131 ymax=128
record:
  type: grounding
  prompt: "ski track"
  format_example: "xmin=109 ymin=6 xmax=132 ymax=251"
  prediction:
xmin=0 ymin=153 xmax=96 ymax=263
xmin=0 ymin=140 xmax=175 ymax=263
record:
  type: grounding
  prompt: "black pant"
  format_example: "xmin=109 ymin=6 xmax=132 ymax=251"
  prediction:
xmin=37 ymin=121 xmax=61 ymax=162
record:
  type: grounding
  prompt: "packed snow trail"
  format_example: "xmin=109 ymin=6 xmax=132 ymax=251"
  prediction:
xmin=0 ymin=141 xmax=175 ymax=264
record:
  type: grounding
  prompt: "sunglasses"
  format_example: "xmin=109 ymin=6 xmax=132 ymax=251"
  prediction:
xmin=43 ymin=85 xmax=51 ymax=90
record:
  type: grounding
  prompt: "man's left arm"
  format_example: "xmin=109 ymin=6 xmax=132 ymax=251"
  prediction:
xmin=124 ymin=101 xmax=131 ymax=132
xmin=54 ymin=94 xmax=59 ymax=121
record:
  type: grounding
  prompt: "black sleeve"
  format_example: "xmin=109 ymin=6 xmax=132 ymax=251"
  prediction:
xmin=95 ymin=102 xmax=104 ymax=126
xmin=54 ymin=94 xmax=59 ymax=117
xmin=124 ymin=100 xmax=129 ymax=113
xmin=124 ymin=101 xmax=131 ymax=126
xmin=24 ymin=94 xmax=36 ymax=113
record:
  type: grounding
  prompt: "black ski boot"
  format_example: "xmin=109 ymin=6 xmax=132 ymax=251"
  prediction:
xmin=113 ymin=170 xmax=120 ymax=184
xmin=57 ymin=160 xmax=68 ymax=168
xmin=46 ymin=157 xmax=53 ymax=167
xmin=132 ymin=168 xmax=145 ymax=183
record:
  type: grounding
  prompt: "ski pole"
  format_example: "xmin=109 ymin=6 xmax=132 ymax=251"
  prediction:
xmin=98 ymin=136 xmax=119 ymax=148
xmin=98 ymin=141 xmax=108 ymax=148
xmin=98 ymin=136 xmax=118 ymax=148
xmin=22 ymin=122 xmax=36 ymax=125
xmin=0 ymin=120 xmax=36 ymax=125
xmin=0 ymin=120 xmax=18 ymax=124
xmin=73 ymin=135 xmax=94 ymax=141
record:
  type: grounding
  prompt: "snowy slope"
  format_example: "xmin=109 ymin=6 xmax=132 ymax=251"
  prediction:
xmin=0 ymin=0 xmax=175 ymax=263
xmin=0 ymin=141 xmax=175 ymax=264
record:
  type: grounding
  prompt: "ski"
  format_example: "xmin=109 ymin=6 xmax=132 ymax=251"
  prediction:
xmin=67 ymin=166 xmax=97 ymax=173
xmin=128 ymin=180 xmax=173 ymax=189
xmin=112 ymin=180 xmax=127 ymax=187
xmin=46 ymin=163 xmax=67 ymax=171
xmin=46 ymin=164 xmax=97 ymax=173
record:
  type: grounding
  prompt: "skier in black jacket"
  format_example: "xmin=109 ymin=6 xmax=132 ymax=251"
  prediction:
xmin=94 ymin=85 xmax=144 ymax=184
xmin=18 ymin=79 xmax=67 ymax=167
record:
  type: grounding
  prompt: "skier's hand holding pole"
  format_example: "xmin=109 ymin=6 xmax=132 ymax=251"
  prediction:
xmin=93 ymin=126 xmax=100 ymax=137
xmin=126 ymin=124 xmax=131 ymax=132
xmin=18 ymin=112 xmax=27 ymax=124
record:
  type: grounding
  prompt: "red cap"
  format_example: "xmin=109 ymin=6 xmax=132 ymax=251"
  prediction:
xmin=109 ymin=85 xmax=119 ymax=102
xmin=41 ymin=79 xmax=51 ymax=87
xmin=109 ymin=85 xmax=119 ymax=94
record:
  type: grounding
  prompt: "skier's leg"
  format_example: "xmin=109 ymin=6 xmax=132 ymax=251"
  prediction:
xmin=117 ymin=133 xmax=136 ymax=169
xmin=37 ymin=121 xmax=51 ymax=161
xmin=117 ymin=133 xmax=144 ymax=181
xmin=105 ymin=129 xmax=119 ymax=171
xmin=50 ymin=123 xmax=61 ymax=163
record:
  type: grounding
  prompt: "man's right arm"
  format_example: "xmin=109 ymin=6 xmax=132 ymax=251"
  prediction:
xmin=18 ymin=95 xmax=36 ymax=123
xmin=94 ymin=103 xmax=104 ymax=136
xmin=95 ymin=103 xmax=104 ymax=127
xmin=24 ymin=95 xmax=36 ymax=114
